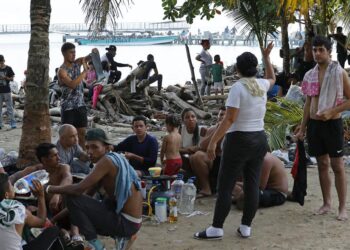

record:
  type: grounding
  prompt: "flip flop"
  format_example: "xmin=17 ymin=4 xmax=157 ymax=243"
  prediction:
xmin=196 ymin=192 xmax=211 ymax=199
xmin=193 ymin=230 xmax=223 ymax=240
xmin=237 ymin=228 xmax=250 ymax=238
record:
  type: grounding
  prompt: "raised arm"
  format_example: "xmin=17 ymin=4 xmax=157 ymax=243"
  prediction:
xmin=47 ymin=157 xmax=111 ymax=196
xmin=262 ymin=42 xmax=276 ymax=88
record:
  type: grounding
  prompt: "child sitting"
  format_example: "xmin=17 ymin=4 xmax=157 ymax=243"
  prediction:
xmin=160 ymin=115 xmax=182 ymax=176
xmin=84 ymin=61 xmax=97 ymax=99
xmin=0 ymin=173 xmax=61 ymax=249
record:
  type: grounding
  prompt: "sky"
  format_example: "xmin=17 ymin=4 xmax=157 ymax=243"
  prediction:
xmin=0 ymin=0 xmax=232 ymax=33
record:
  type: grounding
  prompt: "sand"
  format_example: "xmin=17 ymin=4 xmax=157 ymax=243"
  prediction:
xmin=2 ymin=123 xmax=350 ymax=250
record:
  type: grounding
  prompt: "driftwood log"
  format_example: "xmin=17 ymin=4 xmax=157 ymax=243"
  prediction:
xmin=163 ymin=92 xmax=211 ymax=119
xmin=201 ymin=95 xmax=228 ymax=100
xmin=185 ymin=44 xmax=203 ymax=106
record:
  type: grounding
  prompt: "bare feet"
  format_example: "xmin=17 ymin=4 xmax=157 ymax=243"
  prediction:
xmin=337 ymin=208 xmax=348 ymax=221
xmin=314 ymin=204 xmax=331 ymax=215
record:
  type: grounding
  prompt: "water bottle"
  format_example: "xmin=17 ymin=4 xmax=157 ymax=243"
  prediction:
xmin=179 ymin=177 xmax=197 ymax=215
xmin=14 ymin=170 xmax=49 ymax=194
xmin=171 ymin=174 xmax=184 ymax=200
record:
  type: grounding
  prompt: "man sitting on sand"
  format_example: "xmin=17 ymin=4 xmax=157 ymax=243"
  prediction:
xmin=113 ymin=116 xmax=158 ymax=177
xmin=190 ymin=106 xmax=226 ymax=197
xmin=56 ymin=124 xmax=90 ymax=174
xmin=160 ymin=115 xmax=182 ymax=176
xmin=9 ymin=143 xmax=83 ymax=246
xmin=233 ymin=152 xmax=288 ymax=209
xmin=46 ymin=128 xmax=143 ymax=250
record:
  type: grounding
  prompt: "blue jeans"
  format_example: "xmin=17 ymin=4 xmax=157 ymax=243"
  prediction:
xmin=0 ymin=92 xmax=16 ymax=128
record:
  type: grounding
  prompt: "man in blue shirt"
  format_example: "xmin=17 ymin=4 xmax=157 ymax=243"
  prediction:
xmin=114 ymin=116 xmax=158 ymax=177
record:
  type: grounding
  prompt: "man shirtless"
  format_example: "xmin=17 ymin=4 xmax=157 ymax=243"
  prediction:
xmin=233 ymin=152 xmax=288 ymax=209
xmin=47 ymin=128 xmax=143 ymax=250
xmin=190 ymin=106 xmax=226 ymax=196
xmin=10 ymin=143 xmax=72 ymax=213
xmin=296 ymin=36 xmax=350 ymax=221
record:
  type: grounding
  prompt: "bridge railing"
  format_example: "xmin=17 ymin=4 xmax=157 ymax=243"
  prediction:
xmin=0 ymin=21 xmax=190 ymax=34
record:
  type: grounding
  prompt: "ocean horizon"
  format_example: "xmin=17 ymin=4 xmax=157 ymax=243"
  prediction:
xmin=1 ymin=33 xmax=287 ymax=86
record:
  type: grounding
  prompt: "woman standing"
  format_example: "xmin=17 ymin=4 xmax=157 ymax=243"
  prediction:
xmin=196 ymin=40 xmax=213 ymax=96
xmin=194 ymin=42 xmax=275 ymax=240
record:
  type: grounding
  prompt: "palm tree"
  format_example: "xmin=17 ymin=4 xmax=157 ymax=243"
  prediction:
xmin=18 ymin=0 xmax=52 ymax=168
xmin=18 ymin=0 xmax=132 ymax=168
xmin=228 ymin=0 xmax=280 ymax=55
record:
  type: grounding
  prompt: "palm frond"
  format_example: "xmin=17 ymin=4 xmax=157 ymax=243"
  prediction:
xmin=80 ymin=0 xmax=133 ymax=35
xmin=264 ymin=97 xmax=303 ymax=150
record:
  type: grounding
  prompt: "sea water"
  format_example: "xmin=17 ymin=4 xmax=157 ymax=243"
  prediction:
xmin=0 ymin=33 xmax=285 ymax=87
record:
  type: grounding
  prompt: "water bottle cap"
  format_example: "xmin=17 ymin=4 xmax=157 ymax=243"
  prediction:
xmin=156 ymin=197 xmax=167 ymax=203
xmin=177 ymin=173 xmax=183 ymax=180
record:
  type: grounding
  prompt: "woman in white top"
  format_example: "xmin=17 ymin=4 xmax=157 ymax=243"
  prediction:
xmin=196 ymin=39 xmax=213 ymax=96
xmin=194 ymin=42 xmax=276 ymax=240
xmin=180 ymin=108 xmax=207 ymax=171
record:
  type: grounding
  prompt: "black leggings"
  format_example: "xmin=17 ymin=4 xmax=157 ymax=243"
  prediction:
xmin=212 ymin=131 xmax=267 ymax=228
xmin=23 ymin=226 xmax=63 ymax=250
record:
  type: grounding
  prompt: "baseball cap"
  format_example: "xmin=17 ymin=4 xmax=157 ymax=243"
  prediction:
xmin=85 ymin=128 xmax=112 ymax=145
xmin=105 ymin=45 xmax=117 ymax=51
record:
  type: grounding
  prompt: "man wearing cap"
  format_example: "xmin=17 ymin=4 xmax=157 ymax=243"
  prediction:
xmin=101 ymin=45 xmax=132 ymax=83
xmin=0 ymin=54 xmax=16 ymax=129
xmin=46 ymin=128 xmax=142 ymax=250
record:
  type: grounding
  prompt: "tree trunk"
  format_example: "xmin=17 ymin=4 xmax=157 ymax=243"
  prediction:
xmin=185 ymin=44 xmax=203 ymax=106
xmin=281 ymin=14 xmax=290 ymax=75
xmin=18 ymin=0 xmax=52 ymax=168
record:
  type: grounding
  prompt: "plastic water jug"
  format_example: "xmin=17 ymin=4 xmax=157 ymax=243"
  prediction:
xmin=14 ymin=170 xmax=49 ymax=194
xmin=179 ymin=178 xmax=197 ymax=214
xmin=171 ymin=174 xmax=184 ymax=200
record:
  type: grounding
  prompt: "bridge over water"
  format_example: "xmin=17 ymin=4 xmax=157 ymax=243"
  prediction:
xmin=0 ymin=21 xmax=190 ymax=34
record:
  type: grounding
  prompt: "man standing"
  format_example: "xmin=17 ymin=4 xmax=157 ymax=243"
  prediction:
xmin=0 ymin=55 xmax=16 ymax=129
xmin=137 ymin=54 xmax=163 ymax=92
xmin=47 ymin=128 xmax=142 ymax=250
xmin=297 ymin=36 xmax=350 ymax=221
xmin=329 ymin=27 xmax=348 ymax=68
xmin=114 ymin=116 xmax=158 ymax=177
xmin=101 ymin=45 xmax=132 ymax=83
xmin=56 ymin=124 xmax=90 ymax=174
xmin=58 ymin=42 xmax=95 ymax=150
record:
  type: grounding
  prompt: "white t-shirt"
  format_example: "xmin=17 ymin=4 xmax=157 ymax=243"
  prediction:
xmin=226 ymin=78 xmax=270 ymax=132
xmin=199 ymin=49 xmax=212 ymax=69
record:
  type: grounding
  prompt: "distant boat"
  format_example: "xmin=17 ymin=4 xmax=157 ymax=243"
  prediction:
xmin=77 ymin=35 xmax=178 ymax=46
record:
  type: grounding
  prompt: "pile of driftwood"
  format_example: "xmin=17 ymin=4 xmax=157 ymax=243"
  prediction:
xmin=12 ymin=46 xmax=237 ymax=127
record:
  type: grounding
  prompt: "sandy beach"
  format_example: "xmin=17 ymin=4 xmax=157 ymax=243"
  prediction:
xmin=2 ymin=123 xmax=350 ymax=250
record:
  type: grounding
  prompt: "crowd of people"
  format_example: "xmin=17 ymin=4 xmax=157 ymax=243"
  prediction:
xmin=0 ymin=32 xmax=350 ymax=249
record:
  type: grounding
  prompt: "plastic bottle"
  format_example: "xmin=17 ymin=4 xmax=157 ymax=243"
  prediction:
xmin=179 ymin=177 xmax=197 ymax=215
xmin=14 ymin=170 xmax=49 ymax=194
xmin=168 ymin=196 xmax=178 ymax=223
xmin=154 ymin=197 xmax=167 ymax=222
xmin=171 ymin=174 xmax=184 ymax=200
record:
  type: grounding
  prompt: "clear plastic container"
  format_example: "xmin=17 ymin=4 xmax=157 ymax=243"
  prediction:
xmin=14 ymin=170 xmax=49 ymax=194
xmin=171 ymin=174 xmax=184 ymax=200
xmin=179 ymin=178 xmax=197 ymax=215
xmin=154 ymin=197 xmax=167 ymax=222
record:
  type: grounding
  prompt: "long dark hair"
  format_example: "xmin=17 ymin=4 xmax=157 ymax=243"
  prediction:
xmin=181 ymin=108 xmax=200 ymax=146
